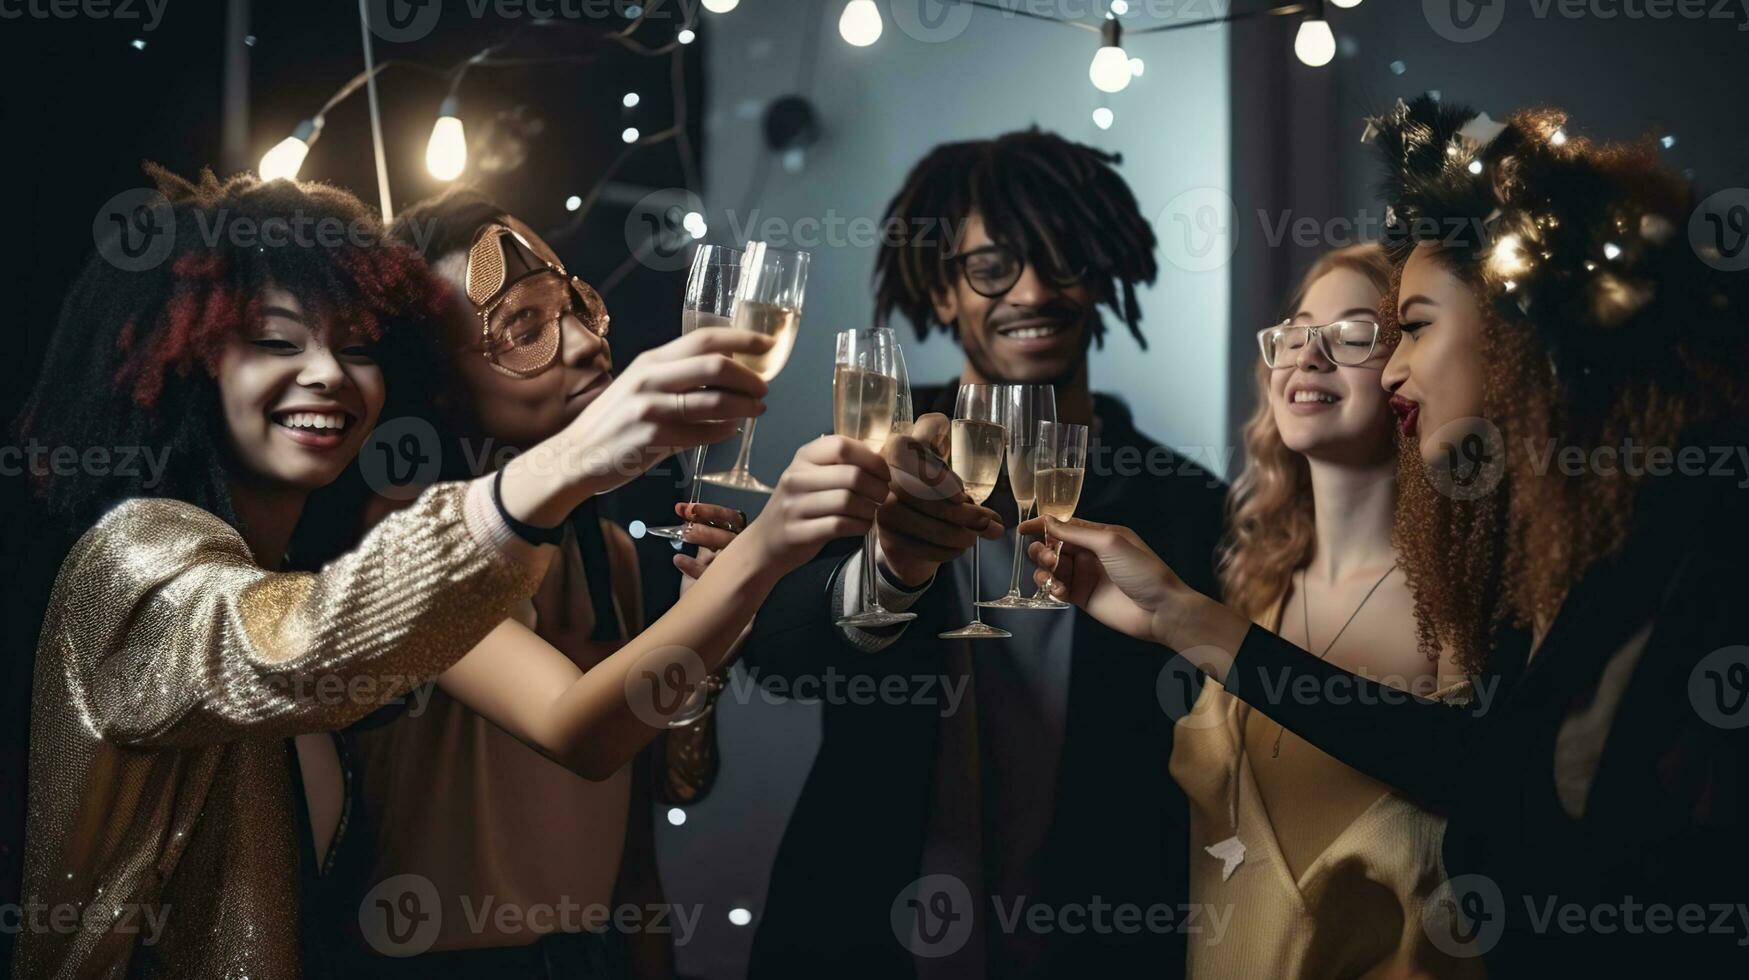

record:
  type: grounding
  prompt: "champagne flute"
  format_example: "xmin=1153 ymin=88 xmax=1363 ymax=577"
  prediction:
xmin=939 ymin=384 xmax=1011 ymax=640
xmin=833 ymin=328 xmax=916 ymax=628
xmin=702 ymin=241 xmax=809 ymax=494
xmin=977 ymin=384 xmax=1057 ymax=610
xmin=1031 ymin=420 xmax=1088 ymax=609
xmin=642 ymin=244 xmax=743 ymax=541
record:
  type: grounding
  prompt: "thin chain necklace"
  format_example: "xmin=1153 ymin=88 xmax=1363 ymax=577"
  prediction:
xmin=1271 ymin=561 xmax=1399 ymax=759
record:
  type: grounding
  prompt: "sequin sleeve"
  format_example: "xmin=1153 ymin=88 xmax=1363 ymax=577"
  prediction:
xmin=46 ymin=480 xmax=546 ymax=747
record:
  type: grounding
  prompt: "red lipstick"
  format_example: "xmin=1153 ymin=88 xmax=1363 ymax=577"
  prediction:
xmin=1389 ymin=396 xmax=1420 ymax=439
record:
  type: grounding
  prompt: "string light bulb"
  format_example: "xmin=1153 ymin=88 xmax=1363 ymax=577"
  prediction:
xmin=839 ymin=0 xmax=883 ymax=46
xmin=701 ymin=0 xmax=738 ymax=12
xmin=1092 ymin=106 xmax=1114 ymax=130
xmin=1089 ymin=20 xmax=1132 ymax=93
xmin=1294 ymin=14 xmax=1337 ymax=67
xmin=260 ymin=118 xmax=321 ymax=181
xmin=425 ymin=97 xmax=468 ymax=181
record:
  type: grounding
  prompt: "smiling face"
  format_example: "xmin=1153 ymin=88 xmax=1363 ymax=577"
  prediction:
xmin=1381 ymin=243 xmax=1489 ymax=466
xmin=930 ymin=212 xmax=1095 ymax=384
xmin=1265 ymin=266 xmax=1396 ymax=467
xmin=432 ymin=233 xmax=615 ymax=449
xmin=214 ymin=287 xmax=385 ymax=491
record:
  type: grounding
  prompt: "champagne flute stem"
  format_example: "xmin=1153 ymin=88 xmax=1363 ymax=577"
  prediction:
xmin=863 ymin=527 xmax=883 ymax=615
xmin=730 ymin=417 xmax=758 ymax=473
xmin=1040 ymin=530 xmax=1056 ymax=597
xmin=970 ymin=539 xmax=984 ymax=625
xmin=686 ymin=445 xmax=707 ymax=505
xmin=1005 ymin=502 xmax=1029 ymax=598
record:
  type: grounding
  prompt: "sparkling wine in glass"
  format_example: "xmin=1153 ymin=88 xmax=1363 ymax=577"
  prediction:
xmin=641 ymin=245 xmax=742 ymax=542
xmin=1031 ymin=420 xmax=1088 ymax=609
xmin=978 ymin=385 xmax=1057 ymax=610
xmin=939 ymin=384 xmax=1011 ymax=640
xmin=833 ymin=328 xmax=916 ymax=629
xmin=702 ymin=242 xmax=809 ymax=494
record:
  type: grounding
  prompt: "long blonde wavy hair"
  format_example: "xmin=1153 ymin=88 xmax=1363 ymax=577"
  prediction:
xmin=1217 ymin=244 xmax=1394 ymax=622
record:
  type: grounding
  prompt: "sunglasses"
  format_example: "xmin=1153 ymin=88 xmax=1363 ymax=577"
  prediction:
xmin=464 ymin=217 xmax=610 ymax=377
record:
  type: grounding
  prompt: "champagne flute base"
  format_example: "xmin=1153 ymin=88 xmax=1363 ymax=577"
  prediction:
xmin=836 ymin=609 xmax=918 ymax=628
xmin=701 ymin=467 xmax=773 ymax=494
xmin=1017 ymin=595 xmax=1073 ymax=610
xmin=640 ymin=524 xmax=691 ymax=542
xmin=939 ymin=622 xmax=1013 ymax=639
xmin=975 ymin=594 xmax=1058 ymax=610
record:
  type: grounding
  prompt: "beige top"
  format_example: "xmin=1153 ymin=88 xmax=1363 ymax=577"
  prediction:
xmin=352 ymin=522 xmax=632 ymax=952
xmin=17 ymin=482 xmax=543 ymax=980
xmin=1168 ymin=603 xmax=1485 ymax=980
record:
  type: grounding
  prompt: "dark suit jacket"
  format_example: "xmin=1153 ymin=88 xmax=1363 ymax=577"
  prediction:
xmin=743 ymin=386 xmax=1228 ymax=979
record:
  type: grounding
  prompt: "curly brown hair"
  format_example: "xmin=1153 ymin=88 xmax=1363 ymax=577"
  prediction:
xmin=1218 ymin=244 xmax=1393 ymax=622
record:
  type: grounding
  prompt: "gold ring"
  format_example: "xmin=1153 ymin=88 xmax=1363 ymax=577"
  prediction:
xmin=677 ymin=391 xmax=688 ymax=421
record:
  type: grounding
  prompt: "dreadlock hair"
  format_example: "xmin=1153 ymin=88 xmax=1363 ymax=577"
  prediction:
xmin=14 ymin=165 xmax=450 ymax=535
xmin=873 ymin=128 xmax=1158 ymax=349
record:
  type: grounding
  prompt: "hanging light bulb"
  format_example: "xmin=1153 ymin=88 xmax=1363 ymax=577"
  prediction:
xmin=260 ymin=118 xmax=321 ymax=181
xmin=1330 ymin=0 xmax=1362 ymax=7
xmin=425 ymin=97 xmax=468 ymax=181
xmin=1294 ymin=14 xmax=1336 ymax=67
xmin=1092 ymin=106 xmax=1114 ymax=130
xmin=1088 ymin=20 xmax=1131 ymax=93
xmin=701 ymin=0 xmax=738 ymax=12
xmin=839 ymin=0 xmax=882 ymax=47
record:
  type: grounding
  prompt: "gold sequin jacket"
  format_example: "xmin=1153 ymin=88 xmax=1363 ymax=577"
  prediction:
xmin=16 ymin=482 xmax=544 ymax=980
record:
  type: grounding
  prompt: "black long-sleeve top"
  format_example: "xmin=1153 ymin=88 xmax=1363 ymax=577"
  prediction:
xmin=1222 ymin=431 xmax=1749 ymax=976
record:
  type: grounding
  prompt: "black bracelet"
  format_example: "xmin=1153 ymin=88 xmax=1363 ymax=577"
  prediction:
xmin=493 ymin=467 xmax=565 ymax=546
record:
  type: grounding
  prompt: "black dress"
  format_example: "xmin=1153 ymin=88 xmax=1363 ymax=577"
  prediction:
xmin=1223 ymin=429 xmax=1749 ymax=976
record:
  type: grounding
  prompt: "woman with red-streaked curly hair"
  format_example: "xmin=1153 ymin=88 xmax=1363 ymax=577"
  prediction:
xmin=10 ymin=166 xmax=884 ymax=980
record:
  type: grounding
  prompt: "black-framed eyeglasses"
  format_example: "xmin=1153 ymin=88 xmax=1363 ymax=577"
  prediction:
xmin=1257 ymin=319 xmax=1388 ymax=369
xmin=948 ymin=244 xmax=1087 ymax=298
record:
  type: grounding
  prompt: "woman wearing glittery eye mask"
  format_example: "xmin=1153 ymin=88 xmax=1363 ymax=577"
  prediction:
xmin=1171 ymin=244 xmax=1480 ymax=979
xmin=11 ymin=168 xmax=887 ymax=980
xmin=1022 ymin=98 xmax=1749 ymax=974
xmin=293 ymin=190 xmax=753 ymax=978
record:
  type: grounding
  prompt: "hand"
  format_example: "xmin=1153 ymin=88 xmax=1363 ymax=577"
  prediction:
xmin=558 ymin=329 xmax=774 ymax=495
xmin=739 ymin=436 xmax=891 ymax=574
xmin=874 ymin=413 xmax=1003 ymax=587
xmin=673 ymin=502 xmax=745 ymax=585
xmin=1019 ymin=516 xmax=1244 ymax=660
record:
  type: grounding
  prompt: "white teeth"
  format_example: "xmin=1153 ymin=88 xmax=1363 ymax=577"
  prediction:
xmin=276 ymin=411 xmax=348 ymax=431
xmin=1292 ymin=390 xmax=1338 ymax=404
xmin=1005 ymin=325 xmax=1061 ymax=340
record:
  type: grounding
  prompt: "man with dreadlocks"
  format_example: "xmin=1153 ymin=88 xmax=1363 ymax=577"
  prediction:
xmin=741 ymin=129 xmax=1226 ymax=980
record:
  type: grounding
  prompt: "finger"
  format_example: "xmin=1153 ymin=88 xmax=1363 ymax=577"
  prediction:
xmin=674 ymin=553 xmax=709 ymax=580
xmin=793 ymin=488 xmax=883 ymax=523
xmin=660 ymin=327 xmax=778 ymax=361
xmin=660 ymin=419 xmax=747 ymax=450
xmin=797 ymin=437 xmax=891 ymax=482
xmin=648 ymin=354 xmax=769 ymax=398
xmin=680 ymin=524 xmax=736 ymax=550
xmin=684 ymin=502 xmax=748 ymax=533
xmin=975 ymin=506 xmax=1006 ymax=540
xmin=877 ymin=525 xmax=968 ymax=565
xmin=783 ymin=463 xmax=891 ymax=505
xmin=878 ymin=506 xmax=980 ymax=558
xmin=1031 ymin=568 xmax=1070 ymax=600
xmin=658 ymin=390 xmax=767 ymax=423
xmin=907 ymin=412 xmax=952 ymax=455
xmin=893 ymin=493 xmax=992 ymax=533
